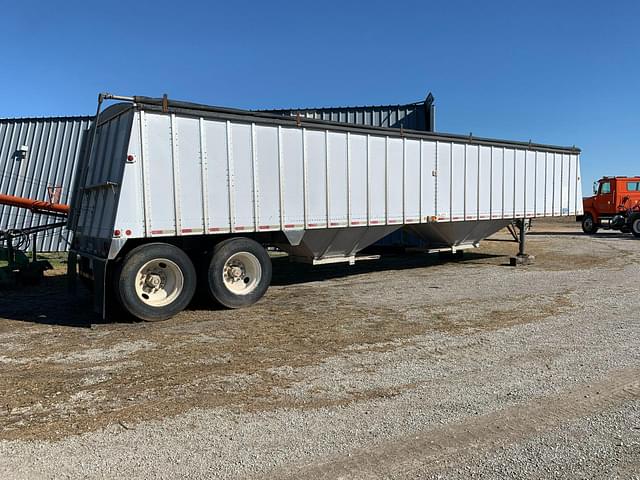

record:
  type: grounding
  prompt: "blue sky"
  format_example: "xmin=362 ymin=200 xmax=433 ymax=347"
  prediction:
xmin=1 ymin=0 xmax=638 ymax=190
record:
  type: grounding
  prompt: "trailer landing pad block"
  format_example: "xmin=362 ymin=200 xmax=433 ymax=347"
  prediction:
xmin=510 ymin=254 xmax=535 ymax=266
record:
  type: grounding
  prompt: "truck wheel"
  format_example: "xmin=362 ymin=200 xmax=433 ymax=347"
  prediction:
xmin=117 ymin=243 xmax=196 ymax=321
xmin=631 ymin=215 xmax=640 ymax=238
xmin=206 ymin=238 xmax=272 ymax=308
xmin=581 ymin=214 xmax=598 ymax=234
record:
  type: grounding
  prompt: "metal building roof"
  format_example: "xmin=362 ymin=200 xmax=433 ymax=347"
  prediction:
xmin=0 ymin=115 xmax=93 ymax=252
xmin=259 ymin=92 xmax=435 ymax=132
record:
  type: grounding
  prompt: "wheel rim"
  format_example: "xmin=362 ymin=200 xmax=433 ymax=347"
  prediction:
xmin=222 ymin=252 xmax=262 ymax=295
xmin=134 ymin=258 xmax=184 ymax=307
xmin=633 ymin=219 xmax=640 ymax=234
xmin=584 ymin=217 xmax=593 ymax=230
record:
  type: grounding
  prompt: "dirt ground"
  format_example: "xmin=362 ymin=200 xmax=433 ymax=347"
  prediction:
xmin=0 ymin=219 xmax=638 ymax=479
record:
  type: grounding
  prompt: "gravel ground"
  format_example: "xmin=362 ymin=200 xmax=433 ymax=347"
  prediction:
xmin=0 ymin=220 xmax=638 ymax=479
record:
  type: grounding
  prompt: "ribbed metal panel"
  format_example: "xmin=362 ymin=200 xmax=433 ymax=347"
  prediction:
xmin=260 ymin=92 xmax=435 ymax=132
xmin=0 ymin=116 xmax=92 ymax=252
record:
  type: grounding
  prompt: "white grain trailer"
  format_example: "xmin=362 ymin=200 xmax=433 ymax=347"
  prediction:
xmin=68 ymin=94 xmax=582 ymax=321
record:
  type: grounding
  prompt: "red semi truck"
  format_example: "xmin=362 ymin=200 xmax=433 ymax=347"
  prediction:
xmin=579 ymin=176 xmax=640 ymax=237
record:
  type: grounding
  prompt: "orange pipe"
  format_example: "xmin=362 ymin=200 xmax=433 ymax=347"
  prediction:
xmin=0 ymin=193 xmax=69 ymax=215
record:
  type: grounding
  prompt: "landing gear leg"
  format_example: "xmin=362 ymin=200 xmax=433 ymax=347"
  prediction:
xmin=510 ymin=219 xmax=535 ymax=266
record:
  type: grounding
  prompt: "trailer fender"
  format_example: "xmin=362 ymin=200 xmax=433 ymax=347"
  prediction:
xmin=108 ymin=237 xmax=128 ymax=260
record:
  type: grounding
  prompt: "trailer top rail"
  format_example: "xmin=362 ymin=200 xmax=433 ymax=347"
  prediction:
xmin=100 ymin=94 xmax=580 ymax=155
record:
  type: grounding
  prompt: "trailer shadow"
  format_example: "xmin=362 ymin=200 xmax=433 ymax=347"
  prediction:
xmin=0 ymin=251 xmax=504 ymax=327
xmin=528 ymin=231 xmax=637 ymax=240
xmin=269 ymin=250 xmax=503 ymax=286
xmin=0 ymin=274 xmax=102 ymax=328
xmin=483 ymin=238 xmax=519 ymax=243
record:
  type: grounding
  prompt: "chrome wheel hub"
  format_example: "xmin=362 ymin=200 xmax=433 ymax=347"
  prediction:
xmin=222 ymin=252 xmax=262 ymax=295
xmin=135 ymin=259 xmax=184 ymax=307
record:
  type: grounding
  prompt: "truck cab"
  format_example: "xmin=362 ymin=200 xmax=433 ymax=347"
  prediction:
xmin=580 ymin=176 xmax=640 ymax=237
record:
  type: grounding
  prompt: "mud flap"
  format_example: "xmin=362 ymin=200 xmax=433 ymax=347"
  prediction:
xmin=67 ymin=251 xmax=78 ymax=295
xmin=92 ymin=258 xmax=108 ymax=320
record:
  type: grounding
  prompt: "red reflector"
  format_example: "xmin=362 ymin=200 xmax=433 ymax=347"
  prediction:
xmin=125 ymin=229 xmax=132 ymax=236
xmin=114 ymin=229 xmax=121 ymax=237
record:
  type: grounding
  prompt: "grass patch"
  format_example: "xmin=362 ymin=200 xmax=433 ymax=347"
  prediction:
xmin=36 ymin=253 xmax=68 ymax=269
xmin=0 ymin=252 xmax=67 ymax=269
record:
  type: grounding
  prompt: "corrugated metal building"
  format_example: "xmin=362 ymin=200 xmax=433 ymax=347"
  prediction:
xmin=260 ymin=92 xmax=435 ymax=132
xmin=0 ymin=116 xmax=92 ymax=252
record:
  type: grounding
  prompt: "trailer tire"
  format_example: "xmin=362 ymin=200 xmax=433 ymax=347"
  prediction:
xmin=206 ymin=238 xmax=272 ymax=309
xmin=117 ymin=243 xmax=196 ymax=321
xmin=630 ymin=215 xmax=640 ymax=238
xmin=581 ymin=214 xmax=598 ymax=234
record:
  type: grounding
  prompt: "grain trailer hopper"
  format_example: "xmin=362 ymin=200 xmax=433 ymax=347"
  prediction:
xmin=68 ymin=94 xmax=582 ymax=321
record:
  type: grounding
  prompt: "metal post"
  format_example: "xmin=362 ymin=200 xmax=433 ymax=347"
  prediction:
xmin=518 ymin=219 xmax=526 ymax=256
xmin=32 ymin=233 xmax=37 ymax=262
xmin=7 ymin=233 xmax=14 ymax=269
